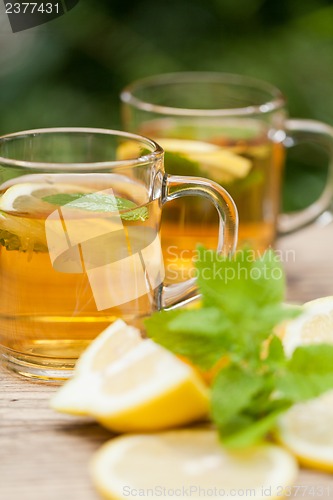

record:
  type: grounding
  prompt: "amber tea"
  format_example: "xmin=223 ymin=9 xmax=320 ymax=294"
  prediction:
xmin=0 ymin=174 xmax=163 ymax=375
xmin=139 ymin=119 xmax=284 ymax=282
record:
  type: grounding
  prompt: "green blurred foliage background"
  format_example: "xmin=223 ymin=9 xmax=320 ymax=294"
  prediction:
xmin=1 ymin=0 xmax=333 ymax=211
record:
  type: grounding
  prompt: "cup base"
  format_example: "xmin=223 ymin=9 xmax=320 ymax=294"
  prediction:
xmin=1 ymin=347 xmax=76 ymax=383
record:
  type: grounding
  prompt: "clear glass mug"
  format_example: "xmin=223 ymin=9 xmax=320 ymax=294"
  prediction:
xmin=121 ymin=72 xmax=333 ymax=282
xmin=0 ymin=127 xmax=237 ymax=380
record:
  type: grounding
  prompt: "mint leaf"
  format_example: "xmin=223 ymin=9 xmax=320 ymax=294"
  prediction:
xmin=145 ymin=308 xmax=232 ymax=370
xmin=288 ymin=344 xmax=333 ymax=374
xmin=42 ymin=193 xmax=148 ymax=222
xmin=164 ymin=151 xmax=202 ymax=177
xmin=266 ymin=335 xmax=286 ymax=368
xmin=211 ymin=365 xmax=264 ymax=425
xmin=221 ymin=406 xmax=290 ymax=448
xmin=120 ymin=206 xmax=148 ymax=222
xmin=276 ymin=345 xmax=333 ymax=401
xmin=0 ymin=228 xmax=48 ymax=252
xmin=196 ymin=246 xmax=286 ymax=311
xmin=42 ymin=193 xmax=84 ymax=206
xmin=227 ymin=170 xmax=264 ymax=193
xmin=0 ymin=228 xmax=23 ymax=251
xmin=211 ymin=362 xmax=291 ymax=447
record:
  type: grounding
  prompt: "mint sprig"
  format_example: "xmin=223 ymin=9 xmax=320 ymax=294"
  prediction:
xmin=145 ymin=247 xmax=333 ymax=448
xmin=42 ymin=193 xmax=148 ymax=222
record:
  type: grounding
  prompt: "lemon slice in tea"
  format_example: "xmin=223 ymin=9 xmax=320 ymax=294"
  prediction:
xmin=0 ymin=181 xmax=91 ymax=251
xmin=156 ymin=138 xmax=252 ymax=181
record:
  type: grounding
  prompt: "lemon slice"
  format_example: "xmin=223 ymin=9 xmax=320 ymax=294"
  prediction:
xmin=0 ymin=181 xmax=93 ymax=251
xmin=157 ymin=138 xmax=252 ymax=180
xmin=117 ymin=138 xmax=252 ymax=182
xmin=278 ymin=391 xmax=333 ymax=472
xmin=192 ymin=150 xmax=252 ymax=179
xmin=0 ymin=182 xmax=91 ymax=214
xmin=91 ymin=429 xmax=298 ymax=500
xmin=51 ymin=320 xmax=209 ymax=431
xmin=0 ymin=182 xmax=55 ymax=212
xmin=282 ymin=296 xmax=333 ymax=357
xmin=277 ymin=296 xmax=333 ymax=471
xmin=156 ymin=138 xmax=220 ymax=154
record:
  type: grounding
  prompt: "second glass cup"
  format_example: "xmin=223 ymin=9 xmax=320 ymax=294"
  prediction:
xmin=0 ymin=127 xmax=237 ymax=380
xmin=121 ymin=72 xmax=333 ymax=282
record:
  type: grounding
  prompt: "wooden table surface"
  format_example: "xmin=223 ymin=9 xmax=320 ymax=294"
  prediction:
xmin=1 ymin=223 xmax=333 ymax=500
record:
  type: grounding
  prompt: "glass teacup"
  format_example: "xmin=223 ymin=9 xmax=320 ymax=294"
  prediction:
xmin=0 ymin=127 xmax=238 ymax=380
xmin=121 ymin=72 xmax=333 ymax=282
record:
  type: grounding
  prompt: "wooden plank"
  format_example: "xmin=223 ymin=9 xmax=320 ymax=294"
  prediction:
xmin=1 ymin=224 xmax=333 ymax=499
xmin=0 ymin=369 xmax=109 ymax=500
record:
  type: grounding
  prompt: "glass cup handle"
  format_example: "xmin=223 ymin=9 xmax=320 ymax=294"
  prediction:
xmin=160 ymin=174 xmax=238 ymax=309
xmin=278 ymin=119 xmax=333 ymax=234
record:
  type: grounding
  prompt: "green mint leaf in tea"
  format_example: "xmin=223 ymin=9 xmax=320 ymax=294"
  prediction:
xmin=0 ymin=227 xmax=48 ymax=252
xmin=164 ymin=151 xmax=202 ymax=177
xmin=42 ymin=192 xmax=149 ymax=221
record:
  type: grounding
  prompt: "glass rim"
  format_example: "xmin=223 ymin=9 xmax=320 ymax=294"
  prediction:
xmin=121 ymin=72 xmax=286 ymax=117
xmin=0 ymin=127 xmax=164 ymax=171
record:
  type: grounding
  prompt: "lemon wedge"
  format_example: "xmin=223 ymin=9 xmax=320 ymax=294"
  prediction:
xmin=50 ymin=320 xmax=143 ymax=416
xmin=91 ymin=429 xmax=298 ymax=500
xmin=277 ymin=296 xmax=333 ymax=471
xmin=51 ymin=320 xmax=209 ymax=431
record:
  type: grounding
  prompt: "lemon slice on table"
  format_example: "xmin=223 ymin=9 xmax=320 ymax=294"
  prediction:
xmin=278 ymin=391 xmax=333 ymax=472
xmin=91 ymin=429 xmax=298 ymax=500
xmin=51 ymin=320 xmax=143 ymax=416
xmin=281 ymin=296 xmax=333 ymax=357
xmin=51 ymin=320 xmax=209 ymax=431
xmin=277 ymin=296 xmax=333 ymax=471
